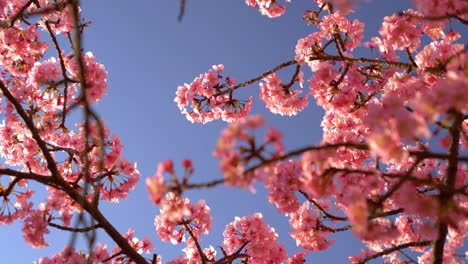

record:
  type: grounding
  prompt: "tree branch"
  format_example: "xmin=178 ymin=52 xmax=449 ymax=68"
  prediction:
xmin=359 ymin=241 xmax=431 ymax=264
xmin=432 ymin=111 xmax=463 ymax=264
xmin=48 ymin=222 xmax=101 ymax=232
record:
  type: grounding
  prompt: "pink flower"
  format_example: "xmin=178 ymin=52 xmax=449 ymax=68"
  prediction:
xmin=146 ymin=173 xmax=166 ymax=205
xmin=154 ymin=193 xmax=212 ymax=244
xmin=288 ymin=251 xmax=307 ymax=263
xmin=66 ymin=52 xmax=108 ymax=103
xmin=289 ymin=202 xmax=334 ymax=251
xmin=213 ymin=115 xmax=284 ymax=188
xmin=295 ymin=32 xmax=323 ymax=69
xmin=265 ymin=160 xmax=302 ymax=213
xmin=175 ymin=65 xmax=253 ymax=123
xmin=259 ymin=73 xmax=309 ymax=116
xmin=319 ymin=13 xmax=364 ymax=50
xmin=379 ymin=10 xmax=423 ymax=51
xmin=245 ymin=0 xmax=287 ymax=18
xmin=223 ymin=213 xmax=288 ymax=263
xmin=22 ymin=209 xmax=50 ymax=248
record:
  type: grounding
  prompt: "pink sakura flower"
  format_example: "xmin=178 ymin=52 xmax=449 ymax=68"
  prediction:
xmin=39 ymin=4 xmax=75 ymax=34
xmin=366 ymin=91 xmax=430 ymax=143
xmin=259 ymin=73 xmax=309 ymax=116
xmin=379 ymin=9 xmax=423 ymax=51
xmin=159 ymin=159 xmax=175 ymax=174
xmin=100 ymin=157 xmax=140 ymax=203
xmin=0 ymin=25 xmax=47 ymax=75
xmin=223 ymin=213 xmax=288 ymax=263
xmin=342 ymin=187 xmax=369 ymax=237
xmin=66 ymin=52 xmax=108 ymax=103
xmin=146 ymin=172 xmax=166 ymax=205
xmin=167 ymin=255 xmax=188 ymax=264
xmin=288 ymin=202 xmax=334 ymax=251
xmin=33 ymin=247 xmax=85 ymax=264
xmin=415 ymin=40 xmax=464 ymax=71
xmin=392 ymin=181 xmax=440 ymax=219
xmin=413 ymin=51 xmax=467 ymax=121
xmin=288 ymin=251 xmax=308 ymax=264
xmin=22 ymin=208 xmax=50 ymax=248
xmin=367 ymin=36 xmax=399 ymax=61
xmin=91 ymin=243 xmax=111 ymax=263
xmin=245 ymin=0 xmax=288 ymax=18
xmin=30 ymin=58 xmax=61 ymax=85
xmin=300 ymin=149 xmax=336 ymax=197
xmin=121 ymin=229 xmax=155 ymax=255
xmin=264 ymin=126 xmax=285 ymax=154
xmin=265 ymin=160 xmax=302 ymax=213
xmin=319 ymin=13 xmax=364 ymax=50
xmin=307 ymin=62 xmax=342 ymax=110
xmin=182 ymin=238 xmax=216 ymax=263
xmin=175 ymin=65 xmax=253 ymax=123
xmin=348 ymin=250 xmax=371 ymax=264
xmin=213 ymin=115 xmax=284 ymax=189
xmin=0 ymin=180 xmax=33 ymax=224
xmin=367 ymin=131 xmax=408 ymax=164
xmin=154 ymin=193 xmax=211 ymax=244
xmin=181 ymin=159 xmax=193 ymax=170
xmin=203 ymin=246 xmax=217 ymax=261
xmin=314 ymin=0 xmax=357 ymax=14
xmin=413 ymin=0 xmax=468 ymax=17
xmin=295 ymin=32 xmax=323 ymax=70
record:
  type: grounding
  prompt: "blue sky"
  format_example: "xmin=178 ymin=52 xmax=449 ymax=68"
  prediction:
xmin=0 ymin=0 xmax=426 ymax=262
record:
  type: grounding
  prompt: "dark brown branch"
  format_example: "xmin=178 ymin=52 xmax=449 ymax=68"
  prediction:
xmin=359 ymin=241 xmax=431 ymax=264
xmin=22 ymin=1 xmax=69 ymax=17
xmin=196 ymin=60 xmax=297 ymax=107
xmin=178 ymin=0 xmax=186 ymax=22
xmin=370 ymin=208 xmax=404 ymax=219
xmin=244 ymin=141 xmax=468 ymax=176
xmin=214 ymin=242 xmax=249 ymax=264
xmin=331 ymin=225 xmax=352 ymax=232
xmin=299 ymin=190 xmax=347 ymax=221
xmin=282 ymin=64 xmax=302 ymax=90
xmin=103 ymin=250 xmax=124 ymax=263
xmin=1 ymin=0 xmax=35 ymax=27
xmin=245 ymin=142 xmax=368 ymax=174
xmin=402 ymin=10 xmax=468 ymax=25
xmin=182 ymin=179 xmax=225 ymax=190
xmin=43 ymin=21 xmax=71 ymax=128
xmin=0 ymin=177 xmax=21 ymax=198
xmin=182 ymin=221 xmax=208 ymax=263
xmin=58 ymin=181 xmax=148 ymax=264
xmin=405 ymin=47 xmax=418 ymax=68
xmin=49 ymin=222 xmax=100 ymax=232
xmin=375 ymin=158 xmax=422 ymax=206
xmin=310 ymin=54 xmax=414 ymax=70
xmin=0 ymin=81 xmax=62 ymax=180
xmin=229 ymin=60 xmax=296 ymax=92
xmin=432 ymin=111 xmax=463 ymax=264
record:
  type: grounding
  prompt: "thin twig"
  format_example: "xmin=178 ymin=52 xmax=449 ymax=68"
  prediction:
xmin=359 ymin=241 xmax=431 ymax=264
xmin=49 ymin=222 xmax=101 ymax=232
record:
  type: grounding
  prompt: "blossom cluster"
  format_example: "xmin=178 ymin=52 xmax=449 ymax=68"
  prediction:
xmin=154 ymin=192 xmax=212 ymax=245
xmin=213 ymin=115 xmax=284 ymax=188
xmin=259 ymin=72 xmax=308 ymax=116
xmin=265 ymin=160 xmax=302 ymax=213
xmin=175 ymin=64 xmax=252 ymax=123
xmin=223 ymin=213 xmax=288 ymax=263
xmin=244 ymin=0 xmax=289 ymax=18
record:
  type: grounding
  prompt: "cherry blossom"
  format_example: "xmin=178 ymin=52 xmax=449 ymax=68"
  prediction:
xmin=259 ymin=72 xmax=309 ymax=116
xmin=175 ymin=64 xmax=252 ymax=123
xmin=223 ymin=213 xmax=288 ymax=263
xmin=0 ymin=0 xmax=466 ymax=263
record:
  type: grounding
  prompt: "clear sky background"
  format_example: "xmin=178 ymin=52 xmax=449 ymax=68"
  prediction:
xmin=0 ymin=0 xmax=433 ymax=263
